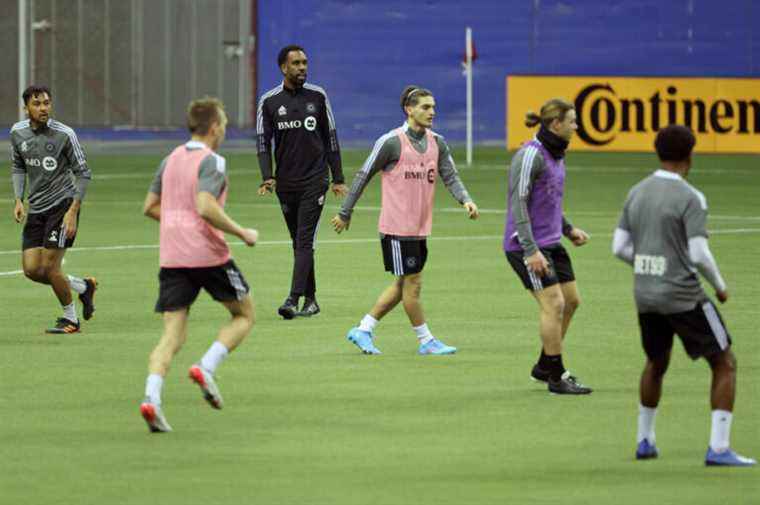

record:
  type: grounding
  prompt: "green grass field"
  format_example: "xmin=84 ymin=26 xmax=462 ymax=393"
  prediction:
xmin=1 ymin=146 xmax=758 ymax=505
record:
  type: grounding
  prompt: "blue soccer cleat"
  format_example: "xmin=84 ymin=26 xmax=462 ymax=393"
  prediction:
xmin=636 ymin=439 xmax=659 ymax=460
xmin=347 ymin=327 xmax=381 ymax=355
xmin=418 ymin=338 xmax=457 ymax=355
xmin=705 ymin=447 xmax=756 ymax=467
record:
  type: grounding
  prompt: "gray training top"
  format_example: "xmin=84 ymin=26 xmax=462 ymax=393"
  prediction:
xmin=149 ymin=141 xmax=227 ymax=198
xmin=617 ymin=169 xmax=709 ymax=314
xmin=338 ymin=124 xmax=472 ymax=235
xmin=10 ymin=118 xmax=91 ymax=213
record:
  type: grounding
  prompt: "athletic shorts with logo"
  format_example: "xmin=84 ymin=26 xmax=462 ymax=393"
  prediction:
xmin=22 ymin=197 xmax=80 ymax=250
xmin=381 ymin=235 xmax=428 ymax=275
xmin=155 ymin=259 xmax=250 ymax=312
xmin=638 ymin=299 xmax=732 ymax=360
xmin=505 ymin=243 xmax=575 ymax=291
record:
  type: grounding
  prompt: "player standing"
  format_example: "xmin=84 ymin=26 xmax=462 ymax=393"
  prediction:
xmin=612 ymin=125 xmax=755 ymax=466
xmin=331 ymin=86 xmax=479 ymax=355
xmin=139 ymin=98 xmax=258 ymax=433
xmin=10 ymin=85 xmax=97 ymax=333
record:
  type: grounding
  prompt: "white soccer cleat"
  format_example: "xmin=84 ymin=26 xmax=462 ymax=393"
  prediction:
xmin=188 ymin=364 xmax=224 ymax=409
xmin=140 ymin=399 xmax=173 ymax=433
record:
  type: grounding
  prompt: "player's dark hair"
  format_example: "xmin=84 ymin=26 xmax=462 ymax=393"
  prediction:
xmin=278 ymin=45 xmax=305 ymax=67
xmin=655 ymin=125 xmax=696 ymax=162
xmin=187 ymin=97 xmax=225 ymax=135
xmin=22 ymin=85 xmax=52 ymax=105
xmin=400 ymin=86 xmax=433 ymax=112
xmin=525 ymin=98 xmax=574 ymax=128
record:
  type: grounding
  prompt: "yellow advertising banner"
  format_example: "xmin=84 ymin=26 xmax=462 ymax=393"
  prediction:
xmin=506 ymin=76 xmax=760 ymax=153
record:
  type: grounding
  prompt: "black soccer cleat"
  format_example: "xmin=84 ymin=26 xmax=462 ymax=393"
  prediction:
xmin=530 ymin=364 xmax=550 ymax=383
xmin=298 ymin=298 xmax=320 ymax=317
xmin=548 ymin=372 xmax=593 ymax=395
xmin=79 ymin=277 xmax=98 ymax=320
xmin=277 ymin=298 xmax=299 ymax=320
xmin=45 ymin=317 xmax=81 ymax=334
xmin=531 ymin=364 xmax=580 ymax=384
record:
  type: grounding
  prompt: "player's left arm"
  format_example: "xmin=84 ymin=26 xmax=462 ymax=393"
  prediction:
xmin=563 ymin=215 xmax=589 ymax=246
xmin=62 ymin=130 xmax=91 ymax=237
xmin=684 ymin=192 xmax=727 ymax=301
xmin=436 ymin=135 xmax=478 ymax=219
xmin=318 ymin=91 xmax=346 ymax=196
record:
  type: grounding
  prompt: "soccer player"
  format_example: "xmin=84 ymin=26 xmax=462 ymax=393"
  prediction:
xmin=503 ymin=98 xmax=592 ymax=395
xmin=10 ymin=85 xmax=97 ymax=334
xmin=256 ymin=44 xmax=347 ymax=319
xmin=331 ymin=86 xmax=479 ymax=355
xmin=612 ymin=125 xmax=755 ymax=466
xmin=139 ymin=97 xmax=258 ymax=433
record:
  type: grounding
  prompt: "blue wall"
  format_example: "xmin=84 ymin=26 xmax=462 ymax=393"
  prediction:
xmin=257 ymin=1 xmax=760 ymax=144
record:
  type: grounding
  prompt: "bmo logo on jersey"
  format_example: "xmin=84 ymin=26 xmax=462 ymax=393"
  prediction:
xmin=277 ymin=116 xmax=317 ymax=131
xmin=43 ymin=156 xmax=58 ymax=171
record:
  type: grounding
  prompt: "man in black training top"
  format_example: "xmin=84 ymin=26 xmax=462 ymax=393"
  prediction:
xmin=256 ymin=44 xmax=347 ymax=319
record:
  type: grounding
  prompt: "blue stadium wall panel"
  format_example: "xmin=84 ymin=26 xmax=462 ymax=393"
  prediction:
xmin=257 ymin=1 xmax=760 ymax=144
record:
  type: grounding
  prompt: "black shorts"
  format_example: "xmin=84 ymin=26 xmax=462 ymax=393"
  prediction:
xmin=505 ymin=243 xmax=575 ymax=291
xmin=638 ymin=300 xmax=732 ymax=361
xmin=381 ymin=236 xmax=428 ymax=275
xmin=155 ymin=259 xmax=250 ymax=313
xmin=22 ymin=198 xmax=80 ymax=250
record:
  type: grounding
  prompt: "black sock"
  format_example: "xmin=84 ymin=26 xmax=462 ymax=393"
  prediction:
xmin=538 ymin=349 xmax=552 ymax=369
xmin=546 ymin=354 xmax=566 ymax=382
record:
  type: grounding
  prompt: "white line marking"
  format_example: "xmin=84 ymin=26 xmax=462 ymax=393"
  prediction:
xmin=1 ymin=229 xmax=757 ymax=259
xmin=0 ymin=270 xmax=23 ymax=276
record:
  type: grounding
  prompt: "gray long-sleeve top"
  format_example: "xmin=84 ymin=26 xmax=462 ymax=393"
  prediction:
xmin=339 ymin=124 xmax=472 ymax=228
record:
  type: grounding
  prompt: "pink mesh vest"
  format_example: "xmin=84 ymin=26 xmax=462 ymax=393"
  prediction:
xmin=159 ymin=143 xmax=230 ymax=268
xmin=378 ymin=127 xmax=439 ymax=237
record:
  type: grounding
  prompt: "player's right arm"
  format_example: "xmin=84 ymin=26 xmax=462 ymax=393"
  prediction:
xmin=143 ymin=158 xmax=167 ymax=221
xmin=509 ymin=146 xmax=549 ymax=275
xmin=331 ymin=134 xmax=396 ymax=233
xmin=10 ymin=140 xmax=27 ymax=223
xmin=256 ymin=95 xmax=276 ymax=195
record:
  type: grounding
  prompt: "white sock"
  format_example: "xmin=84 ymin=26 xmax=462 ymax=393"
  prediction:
xmin=200 ymin=341 xmax=229 ymax=375
xmin=67 ymin=275 xmax=87 ymax=294
xmin=145 ymin=374 xmax=164 ymax=405
xmin=358 ymin=314 xmax=378 ymax=333
xmin=413 ymin=323 xmax=434 ymax=344
xmin=63 ymin=302 xmax=78 ymax=323
xmin=709 ymin=409 xmax=733 ymax=452
xmin=637 ymin=404 xmax=657 ymax=443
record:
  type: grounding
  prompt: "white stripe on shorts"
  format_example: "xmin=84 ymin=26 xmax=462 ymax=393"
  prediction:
xmin=225 ymin=268 xmax=247 ymax=300
xmin=702 ymin=301 xmax=729 ymax=351
xmin=528 ymin=270 xmax=543 ymax=291
xmin=391 ymin=239 xmax=403 ymax=276
xmin=59 ymin=224 xmax=67 ymax=247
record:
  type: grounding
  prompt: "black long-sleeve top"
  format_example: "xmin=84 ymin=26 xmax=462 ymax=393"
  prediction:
xmin=256 ymin=82 xmax=344 ymax=192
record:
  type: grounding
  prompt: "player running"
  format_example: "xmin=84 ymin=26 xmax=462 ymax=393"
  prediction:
xmin=613 ymin=125 xmax=755 ymax=466
xmin=139 ymin=97 xmax=258 ymax=433
xmin=331 ymin=86 xmax=479 ymax=355
xmin=10 ymin=85 xmax=97 ymax=334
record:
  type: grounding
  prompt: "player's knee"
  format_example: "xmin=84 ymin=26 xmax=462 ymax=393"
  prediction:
xmin=543 ymin=292 xmax=565 ymax=318
xmin=565 ymin=295 xmax=580 ymax=313
xmin=647 ymin=357 xmax=669 ymax=377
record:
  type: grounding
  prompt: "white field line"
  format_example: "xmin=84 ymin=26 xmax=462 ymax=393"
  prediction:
xmin=9 ymin=199 xmax=759 ymax=222
xmin=1 ymin=228 xmax=757 ymax=266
